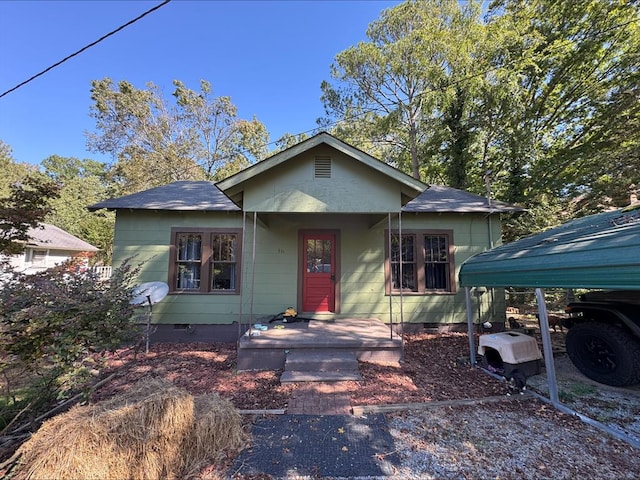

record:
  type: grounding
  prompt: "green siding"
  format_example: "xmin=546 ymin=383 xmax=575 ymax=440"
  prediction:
xmin=109 ymin=134 xmax=508 ymax=328
xmin=243 ymin=145 xmax=404 ymax=213
xmin=114 ymin=211 xmax=246 ymax=325
xmin=115 ymin=209 xmax=500 ymax=326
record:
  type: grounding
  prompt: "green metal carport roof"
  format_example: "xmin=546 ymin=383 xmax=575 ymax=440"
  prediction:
xmin=459 ymin=205 xmax=640 ymax=289
xmin=458 ymin=205 xmax=640 ymax=449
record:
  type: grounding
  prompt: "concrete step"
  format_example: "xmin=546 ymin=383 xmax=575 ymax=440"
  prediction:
xmin=236 ymin=317 xmax=404 ymax=371
xmin=284 ymin=350 xmax=358 ymax=372
xmin=280 ymin=370 xmax=362 ymax=383
xmin=281 ymin=350 xmax=362 ymax=382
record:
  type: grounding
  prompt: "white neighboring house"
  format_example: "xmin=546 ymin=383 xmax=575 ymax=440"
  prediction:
xmin=4 ymin=223 xmax=99 ymax=275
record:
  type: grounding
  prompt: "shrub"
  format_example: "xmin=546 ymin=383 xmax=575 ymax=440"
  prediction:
xmin=0 ymin=259 xmax=142 ymax=426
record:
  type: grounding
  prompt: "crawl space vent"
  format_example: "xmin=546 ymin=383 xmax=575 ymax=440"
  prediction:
xmin=314 ymin=156 xmax=332 ymax=178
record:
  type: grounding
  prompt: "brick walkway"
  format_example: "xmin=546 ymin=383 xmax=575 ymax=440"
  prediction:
xmin=286 ymin=382 xmax=352 ymax=415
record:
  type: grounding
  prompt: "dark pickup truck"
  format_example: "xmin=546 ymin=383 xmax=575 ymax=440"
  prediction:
xmin=564 ymin=290 xmax=640 ymax=387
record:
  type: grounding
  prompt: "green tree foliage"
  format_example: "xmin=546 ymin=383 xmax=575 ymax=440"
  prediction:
xmin=320 ymin=0 xmax=489 ymax=184
xmin=41 ymin=155 xmax=106 ymax=182
xmin=485 ymin=0 xmax=640 ymax=210
xmin=0 ymin=260 xmax=142 ymax=423
xmin=321 ymin=0 xmax=640 ymax=236
xmin=87 ymin=78 xmax=269 ymax=193
xmin=42 ymin=156 xmax=115 ymax=264
xmin=0 ymin=141 xmax=40 ymax=198
xmin=0 ymin=177 xmax=60 ymax=257
xmin=273 ymin=132 xmax=311 ymax=153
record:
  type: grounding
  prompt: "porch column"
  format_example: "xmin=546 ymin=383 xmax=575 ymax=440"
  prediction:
xmin=238 ymin=212 xmax=247 ymax=341
xmin=398 ymin=211 xmax=404 ymax=338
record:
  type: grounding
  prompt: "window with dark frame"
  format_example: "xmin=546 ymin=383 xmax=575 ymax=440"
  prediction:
xmin=424 ymin=234 xmax=451 ymax=291
xmin=386 ymin=230 xmax=455 ymax=294
xmin=171 ymin=229 xmax=241 ymax=294
xmin=211 ymin=233 xmax=237 ymax=290
xmin=390 ymin=234 xmax=417 ymax=291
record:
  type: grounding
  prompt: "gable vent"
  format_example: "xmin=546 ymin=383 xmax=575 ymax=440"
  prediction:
xmin=314 ymin=156 xmax=332 ymax=178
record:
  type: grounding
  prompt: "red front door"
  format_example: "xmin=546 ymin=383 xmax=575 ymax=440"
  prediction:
xmin=302 ymin=233 xmax=336 ymax=312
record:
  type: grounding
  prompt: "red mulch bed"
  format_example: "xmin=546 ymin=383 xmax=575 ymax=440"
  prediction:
xmin=92 ymin=333 xmax=507 ymax=409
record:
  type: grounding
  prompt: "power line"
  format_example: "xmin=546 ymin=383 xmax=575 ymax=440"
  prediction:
xmin=0 ymin=0 xmax=171 ymax=100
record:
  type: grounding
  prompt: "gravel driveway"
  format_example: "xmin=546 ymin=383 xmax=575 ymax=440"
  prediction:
xmin=385 ymin=353 xmax=640 ymax=480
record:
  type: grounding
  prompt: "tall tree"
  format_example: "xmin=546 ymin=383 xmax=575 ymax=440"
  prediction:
xmin=172 ymin=80 xmax=268 ymax=181
xmin=0 ymin=140 xmax=39 ymax=197
xmin=87 ymin=79 xmax=269 ymax=194
xmin=273 ymin=132 xmax=311 ymax=153
xmin=484 ymin=0 xmax=640 ymax=209
xmin=320 ymin=0 xmax=488 ymax=184
xmin=321 ymin=0 xmax=640 ymax=238
xmin=42 ymin=156 xmax=115 ymax=264
xmin=0 ymin=142 xmax=60 ymax=257
xmin=0 ymin=177 xmax=60 ymax=257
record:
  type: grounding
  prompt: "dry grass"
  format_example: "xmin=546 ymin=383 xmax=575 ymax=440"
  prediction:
xmin=180 ymin=394 xmax=248 ymax=478
xmin=13 ymin=377 xmax=246 ymax=480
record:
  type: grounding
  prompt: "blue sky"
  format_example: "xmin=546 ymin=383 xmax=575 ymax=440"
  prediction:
xmin=1 ymin=0 xmax=399 ymax=166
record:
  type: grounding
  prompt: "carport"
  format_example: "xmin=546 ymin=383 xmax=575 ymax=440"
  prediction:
xmin=459 ymin=205 xmax=640 ymax=447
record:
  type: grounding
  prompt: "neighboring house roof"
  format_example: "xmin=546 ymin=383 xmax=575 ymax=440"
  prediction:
xmin=216 ymin=132 xmax=427 ymax=194
xmin=459 ymin=205 xmax=640 ymax=289
xmin=26 ymin=224 xmax=99 ymax=252
xmin=403 ymin=185 xmax=525 ymax=214
xmin=88 ymin=181 xmax=240 ymax=212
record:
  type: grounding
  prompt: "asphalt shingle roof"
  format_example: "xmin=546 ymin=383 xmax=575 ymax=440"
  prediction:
xmin=88 ymin=181 xmax=240 ymax=212
xmin=403 ymin=185 xmax=524 ymax=213
xmin=89 ymin=181 xmax=522 ymax=214
xmin=27 ymin=224 xmax=98 ymax=251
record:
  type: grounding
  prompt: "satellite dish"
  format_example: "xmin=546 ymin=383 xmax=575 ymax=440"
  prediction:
xmin=130 ymin=281 xmax=169 ymax=354
xmin=131 ymin=281 xmax=169 ymax=306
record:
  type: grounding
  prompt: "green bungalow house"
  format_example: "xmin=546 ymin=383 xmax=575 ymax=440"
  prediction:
xmin=89 ymin=132 xmax=521 ymax=343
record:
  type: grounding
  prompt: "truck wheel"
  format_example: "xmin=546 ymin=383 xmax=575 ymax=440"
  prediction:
xmin=566 ymin=322 xmax=640 ymax=387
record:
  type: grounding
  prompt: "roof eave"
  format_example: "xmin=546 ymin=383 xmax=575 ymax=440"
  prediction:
xmin=88 ymin=204 xmax=240 ymax=212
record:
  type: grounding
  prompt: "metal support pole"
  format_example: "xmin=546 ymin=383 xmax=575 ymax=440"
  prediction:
xmin=398 ymin=211 xmax=404 ymax=338
xmin=238 ymin=212 xmax=246 ymax=342
xmin=465 ymin=287 xmax=476 ymax=365
xmin=535 ymin=288 xmax=560 ymax=404
xmin=249 ymin=212 xmax=257 ymax=338
xmin=145 ymin=296 xmax=152 ymax=354
xmin=388 ymin=213 xmax=393 ymax=339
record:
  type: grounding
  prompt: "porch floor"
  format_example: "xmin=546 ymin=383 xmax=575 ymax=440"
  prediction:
xmin=237 ymin=318 xmax=403 ymax=371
